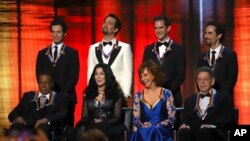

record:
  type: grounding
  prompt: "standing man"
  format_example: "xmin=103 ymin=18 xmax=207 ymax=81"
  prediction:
xmin=36 ymin=18 xmax=79 ymax=126
xmin=87 ymin=13 xmax=133 ymax=103
xmin=197 ymin=21 xmax=238 ymax=102
xmin=177 ymin=67 xmax=234 ymax=141
xmin=143 ymin=15 xmax=186 ymax=107
xmin=8 ymin=72 xmax=67 ymax=140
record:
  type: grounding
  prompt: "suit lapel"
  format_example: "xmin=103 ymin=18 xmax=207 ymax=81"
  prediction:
xmin=108 ymin=46 xmax=121 ymax=66
xmin=55 ymin=45 xmax=67 ymax=63
xmin=203 ymin=52 xmax=211 ymax=66
xmin=194 ymin=89 xmax=217 ymax=120
xmin=215 ymin=47 xmax=226 ymax=66
xmin=153 ymin=41 xmax=173 ymax=64
xmin=95 ymin=45 xmax=104 ymax=64
xmin=46 ymin=44 xmax=67 ymax=67
xmin=95 ymin=40 xmax=121 ymax=66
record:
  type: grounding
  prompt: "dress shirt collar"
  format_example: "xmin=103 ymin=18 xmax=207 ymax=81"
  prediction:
xmin=52 ymin=42 xmax=64 ymax=51
xmin=157 ymin=37 xmax=170 ymax=43
xmin=38 ymin=92 xmax=50 ymax=100
xmin=102 ymin=38 xmax=116 ymax=46
xmin=210 ymin=44 xmax=222 ymax=60
xmin=210 ymin=44 xmax=222 ymax=54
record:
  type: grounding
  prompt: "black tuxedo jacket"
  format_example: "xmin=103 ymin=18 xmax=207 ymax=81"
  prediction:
xmin=8 ymin=91 xmax=67 ymax=128
xmin=182 ymin=90 xmax=234 ymax=130
xmin=143 ymin=41 xmax=186 ymax=106
xmin=36 ymin=45 xmax=79 ymax=103
xmin=197 ymin=47 xmax=238 ymax=94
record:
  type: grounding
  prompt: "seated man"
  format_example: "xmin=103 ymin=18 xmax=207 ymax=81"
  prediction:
xmin=177 ymin=66 xmax=234 ymax=141
xmin=7 ymin=72 xmax=67 ymax=140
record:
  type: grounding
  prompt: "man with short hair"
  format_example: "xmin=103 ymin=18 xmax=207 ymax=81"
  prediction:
xmin=142 ymin=15 xmax=186 ymax=107
xmin=87 ymin=13 xmax=132 ymax=104
xmin=8 ymin=73 xmax=67 ymax=139
xmin=197 ymin=21 xmax=238 ymax=102
xmin=177 ymin=67 xmax=234 ymax=141
xmin=36 ymin=18 xmax=79 ymax=126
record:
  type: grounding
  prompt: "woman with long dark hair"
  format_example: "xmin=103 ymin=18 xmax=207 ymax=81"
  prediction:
xmin=76 ymin=63 xmax=127 ymax=141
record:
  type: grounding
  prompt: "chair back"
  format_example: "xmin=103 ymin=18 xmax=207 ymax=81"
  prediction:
xmin=122 ymin=107 xmax=133 ymax=131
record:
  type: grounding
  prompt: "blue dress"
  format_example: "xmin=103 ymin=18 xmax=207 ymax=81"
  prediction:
xmin=130 ymin=88 xmax=176 ymax=141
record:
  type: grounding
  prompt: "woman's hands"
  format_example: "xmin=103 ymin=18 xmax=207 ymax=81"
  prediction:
xmin=94 ymin=118 xmax=103 ymax=123
xmin=142 ymin=122 xmax=152 ymax=128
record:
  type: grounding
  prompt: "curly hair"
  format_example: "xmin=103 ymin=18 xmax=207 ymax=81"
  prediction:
xmin=84 ymin=63 xmax=125 ymax=102
xmin=139 ymin=60 xmax=166 ymax=87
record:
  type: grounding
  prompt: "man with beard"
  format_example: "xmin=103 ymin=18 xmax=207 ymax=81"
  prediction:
xmin=197 ymin=21 xmax=238 ymax=103
xmin=87 ymin=13 xmax=132 ymax=105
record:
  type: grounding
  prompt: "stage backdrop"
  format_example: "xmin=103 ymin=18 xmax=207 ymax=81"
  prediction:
xmin=0 ymin=0 xmax=250 ymax=130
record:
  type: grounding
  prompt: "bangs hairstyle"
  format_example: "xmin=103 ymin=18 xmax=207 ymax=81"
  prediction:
xmin=85 ymin=63 xmax=124 ymax=101
xmin=195 ymin=66 xmax=215 ymax=80
xmin=138 ymin=60 xmax=166 ymax=86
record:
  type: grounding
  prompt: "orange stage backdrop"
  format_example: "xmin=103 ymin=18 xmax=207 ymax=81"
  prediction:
xmin=0 ymin=0 xmax=250 ymax=130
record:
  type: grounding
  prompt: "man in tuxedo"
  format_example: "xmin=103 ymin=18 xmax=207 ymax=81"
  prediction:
xmin=177 ymin=67 xmax=234 ymax=141
xmin=87 ymin=13 xmax=132 ymax=105
xmin=197 ymin=21 xmax=238 ymax=102
xmin=142 ymin=15 xmax=186 ymax=107
xmin=8 ymin=73 xmax=67 ymax=139
xmin=36 ymin=18 xmax=79 ymax=126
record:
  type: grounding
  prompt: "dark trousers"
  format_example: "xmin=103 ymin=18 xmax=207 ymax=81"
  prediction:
xmin=65 ymin=99 xmax=76 ymax=127
xmin=8 ymin=123 xmax=51 ymax=140
xmin=8 ymin=123 xmax=30 ymax=137
xmin=177 ymin=128 xmax=227 ymax=141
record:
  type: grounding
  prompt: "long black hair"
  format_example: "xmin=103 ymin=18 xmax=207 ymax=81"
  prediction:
xmin=84 ymin=63 xmax=124 ymax=102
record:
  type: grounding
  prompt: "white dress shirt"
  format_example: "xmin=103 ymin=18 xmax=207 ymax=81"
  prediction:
xmin=210 ymin=44 xmax=222 ymax=62
xmin=158 ymin=38 xmax=170 ymax=58
xmin=102 ymin=39 xmax=116 ymax=64
xmin=52 ymin=42 xmax=64 ymax=60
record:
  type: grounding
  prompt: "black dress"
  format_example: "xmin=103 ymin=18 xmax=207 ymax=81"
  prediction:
xmin=76 ymin=98 xmax=127 ymax=141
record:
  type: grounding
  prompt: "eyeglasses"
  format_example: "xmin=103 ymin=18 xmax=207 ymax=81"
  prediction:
xmin=196 ymin=78 xmax=210 ymax=82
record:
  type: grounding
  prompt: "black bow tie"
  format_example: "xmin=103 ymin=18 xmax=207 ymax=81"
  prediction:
xmin=157 ymin=41 xmax=169 ymax=47
xmin=200 ymin=93 xmax=211 ymax=98
xmin=103 ymin=41 xmax=112 ymax=46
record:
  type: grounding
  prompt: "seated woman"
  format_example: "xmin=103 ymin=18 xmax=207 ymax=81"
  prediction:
xmin=76 ymin=63 xmax=127 ymax=141
xmin=130 ymin=60 xmax=176 ymax=141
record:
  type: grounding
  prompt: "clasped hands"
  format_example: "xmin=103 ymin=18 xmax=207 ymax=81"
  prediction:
xmin=14 ymin=116 xmax=49 ymax=128
xmin=94 ymin=118 xmax=103 ymax=123
xmin=179 ymin=124 xmax=216 ymax=129
xmin=142 ymin=121 xmax=169 ymax=128
xmin=35 ymin=118 xmax=49 ymax=128
xmin=14 ymin=116 xmax=26 ymax=124
xmin=142 ymin=122 xmax=152 ymax=128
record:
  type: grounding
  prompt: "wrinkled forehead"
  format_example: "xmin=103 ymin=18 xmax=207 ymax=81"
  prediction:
xmin=197 ymin=71 xmax=210 ymax=78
